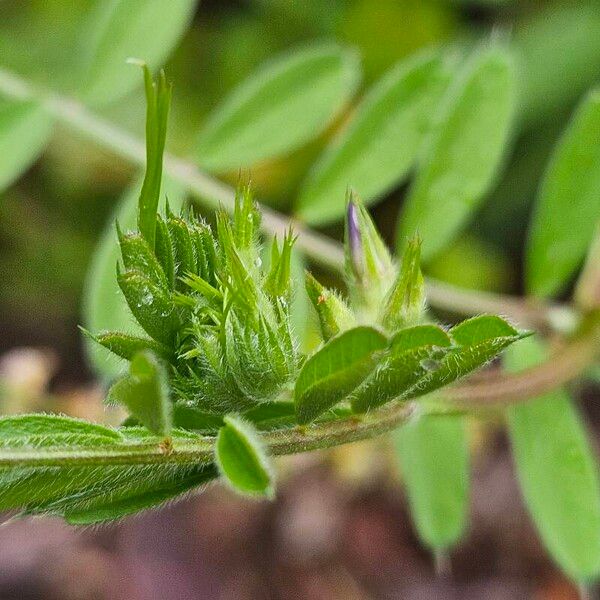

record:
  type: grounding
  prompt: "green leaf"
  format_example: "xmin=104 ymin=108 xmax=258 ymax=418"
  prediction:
xmin=82 ymin=175 xmax=186 ymax=380
xmin=515 ymin=3 xmax=600 ymax=126
xmin=215 ymin=415 xmax=274 ymax=498
xmin=350 ymin=325 xmax=453 ymax=413
xmin=117 ymin=227 xmax=168 ymax=288
xmin=344 ymin=195 xmax=394 ymax=315
xmin=381 ymin=237 xmax=425 ymax=332
xmin=64 ymin=464 xmax=217 ymax=525
xmin=137 ymin=67 xmax=171 ymax=250
xmin=408 ymin=315 xmax=528 ymax=399
xmin=242 ymin=401 xmax=296 ymax=431
xmin=296 ymin=49 xmax=455 ymax=225
xmin=196 ymin=43 xmax=360 ymax=173
xmin=526 ymin=90 xmax=600 ymax=298
xmin=0 ymin=415 xmax=215 ymax=522
xmin=117 ymin=269 xmax=180 ymax=347
xmin=84 ymin=329 xmax=172 ymax=362
xmin=394 ymin=413 xmax=469 ymax=550
xmin=397 ymin=43 xmax=516 ymax=262
xmin=78 ymin=0 xmax=196 ymax=106
xmin=0 ymin=414 xmax=121 ymax=441
xmin=295 ymin=326 xmax=387 ymax=424
xmin=108 ymin=350 xmax=172 ymax=436
xmin=0 ymin=99 xmax=53 ymax=192
xmin=506 ymin=337 xmax=600 ymax=583
xmin=172 ymin=405 xmax=224 ymax=434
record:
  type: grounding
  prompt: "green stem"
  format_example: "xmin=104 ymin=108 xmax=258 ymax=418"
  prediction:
xmin=2 ymin=324 xmax=598 ymax=471
xmin=0 ymin=65 xmax=572 ymax=328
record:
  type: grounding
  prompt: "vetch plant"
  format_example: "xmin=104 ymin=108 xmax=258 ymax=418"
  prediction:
xmin=2 ymin=14 xmax=600 ymax=590
xmin=0 ymin=66 xmax=528 ymax=522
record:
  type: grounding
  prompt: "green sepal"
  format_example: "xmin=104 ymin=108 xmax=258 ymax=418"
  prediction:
xmin=108 ymin=350 xmax=172 ymax=436
xmin=265 ymin=232 xmax=295 ymax=299
xmin=154 ymin=214 xmax=176 ymax=288
xmin=85 ymin=329 xmax=173 ymax=362
xmin=117 ymin=225 xmax=168 ymax=289
xmin=190 ymin=219 xmax=219 ymax=286
xmin=344 ymin=194 xmax=394 ymax=314
xmin=305 ymin=271 xmax=355 ymax=341
xmin=167 ymin=213 xmax=197 ymax=287
xmin=350 ymin=324 xmax=453 ymax=413
xmin=177 ymin=332 xmax=256 ymax=414
xmin=224 ymin=311 xmax=295 ymax=403
xmin=294 ymin=326 xmax=388 ymax=424
xmin=117 ymin=268 xmax=180 ymax=346
xmin=381 ymin=236 xmax=425 ymax=331
xmin=215 ymin=414 xmax=274 ymax=498
xmin=232 ymin=183 xmax=261 ymax=252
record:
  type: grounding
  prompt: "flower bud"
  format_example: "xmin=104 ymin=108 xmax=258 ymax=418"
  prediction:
xmin=305 ymin=272 xmax=355 ymax=341
xmin=344 ymin=192 xmax=394 ymax=314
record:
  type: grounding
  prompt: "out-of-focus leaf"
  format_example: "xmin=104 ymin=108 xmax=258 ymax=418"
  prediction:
xmin=350 ymin=325 xmax=453 ymax=413
xmin=215 ymin=414 xmax=274 ymax=498
xmin=79 ymin=0 xmax=197 ymax=106
xmin=526 ymin=91 xmax=600 ymax=298
xmin=296 ymin=50 xmax=455 ymax=224
xmin=108 ymin=350 xmax=172 ymax=436
xmin=0 ymin=99 xmax=53 ymax=192
xmin=506 ymin=337 xmax=600 ymax=582
xmin=196 ymin=43 xmax=361 ymax=173
xmin=516 ymin=4 xmax=600 ymax=126
xmin=394 ymin=412 xmax=469 ymax=550
xmin=0 ymin=415 xmax=215 ymax=523
xmin=410 ymin=315 xmax=528 ymax=399
xmin=82 ymin=176 xmax=186 ymax=380
xmin=294 ymin=326 xmax=387 ymax=424
xmin=397 ymin=43 xmax=516 ymax=262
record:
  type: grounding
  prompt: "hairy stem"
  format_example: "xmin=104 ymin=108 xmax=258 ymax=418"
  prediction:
xmin=0 ymin=65 xmax=571 ymax=328
xmin=2 ymin=325 xmax=598 ymax=471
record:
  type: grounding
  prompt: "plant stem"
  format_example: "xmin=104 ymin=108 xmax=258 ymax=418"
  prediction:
xmin=0 ymin=65 xmax=571 ymax=328
xmin=2 ymin=325 xmax=598 ymax=471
